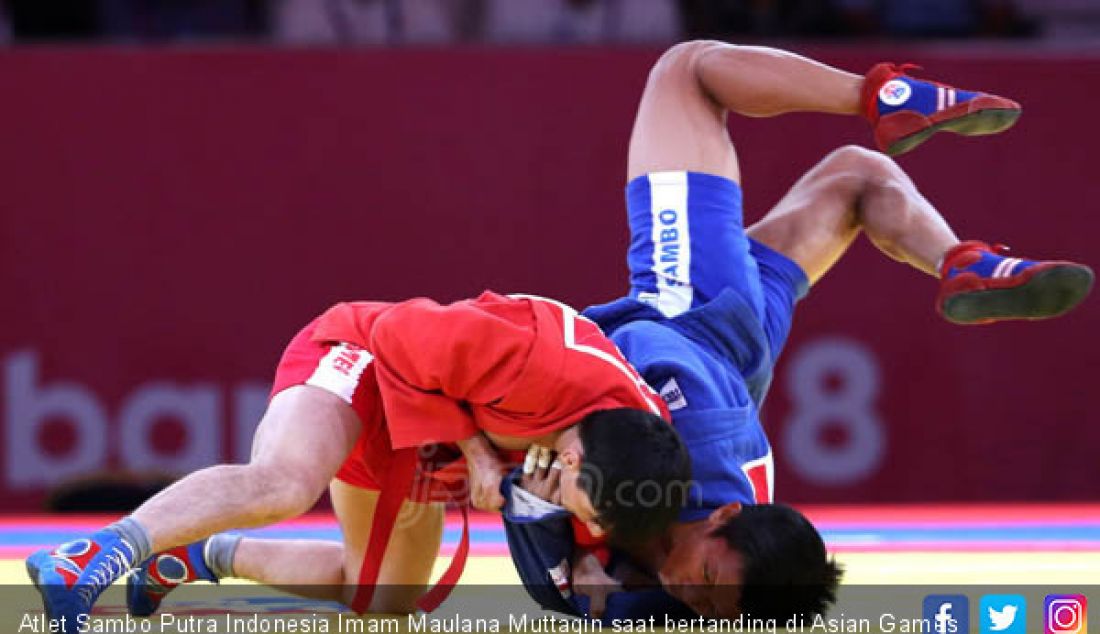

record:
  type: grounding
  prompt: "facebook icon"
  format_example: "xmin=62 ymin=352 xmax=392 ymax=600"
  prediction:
xmin=923 ymin=595 xmax=970 ymax=633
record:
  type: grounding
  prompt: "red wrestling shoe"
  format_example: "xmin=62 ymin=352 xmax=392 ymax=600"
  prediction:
xmin=936 ymin=241 xmax=1094 ymax=325
xmin=862 ymin=63 xmax=1022 ymax=156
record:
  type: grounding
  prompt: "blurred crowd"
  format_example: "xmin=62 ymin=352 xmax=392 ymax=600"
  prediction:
xmin=0 ymin=0 xmax=1065 ymax=45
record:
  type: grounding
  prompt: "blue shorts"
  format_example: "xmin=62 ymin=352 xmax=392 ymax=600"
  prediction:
xmin=586 ymin=171 xmax=809 ymax=405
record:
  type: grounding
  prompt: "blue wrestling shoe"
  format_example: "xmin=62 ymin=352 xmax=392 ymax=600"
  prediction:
xmin=26 ymin=530 xmax=140 ymax=634
xmin=128 ymin=540 xmax=217 ymax=617
xmin=863 ymin=63 xmax=1022 ymax=156
xmin=937 ymin=241 xmax=1094 ymax=325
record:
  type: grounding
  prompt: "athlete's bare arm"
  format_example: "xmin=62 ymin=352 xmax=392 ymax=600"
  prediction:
xmin=628 ymin=41 xmax=958 ymax=283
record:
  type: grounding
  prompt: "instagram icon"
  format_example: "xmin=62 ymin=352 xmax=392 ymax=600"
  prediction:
xmin=1045 ymin=595 xmax=1088 ymax=634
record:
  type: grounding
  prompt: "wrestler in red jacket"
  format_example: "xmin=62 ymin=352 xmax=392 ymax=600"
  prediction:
xmin=27 ymin=292 xmax=691 ymax=628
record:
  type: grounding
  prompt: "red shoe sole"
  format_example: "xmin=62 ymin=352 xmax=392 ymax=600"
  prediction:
xmin=939 ymin=263 xmax=1094 ymax=325
xmin=877 ymin=95 xmax=1022 ymax=156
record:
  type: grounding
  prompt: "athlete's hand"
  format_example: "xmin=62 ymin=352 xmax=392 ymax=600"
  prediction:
xmin=519 ymin=445 xmax=561 ymax=505
xmin=573 ymin=551 xmax=622 ymax=619
xmin=467 ymin=457 xmax=506 ymax=511
xmin=457 ymin=433 xmax=506 ymax=511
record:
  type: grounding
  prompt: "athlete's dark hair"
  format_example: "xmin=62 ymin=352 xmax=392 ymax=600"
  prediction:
xmin=576 ymin=408 xmax=692 ymax=545
xmin=713 ymin=503 xmax=843 ymax=621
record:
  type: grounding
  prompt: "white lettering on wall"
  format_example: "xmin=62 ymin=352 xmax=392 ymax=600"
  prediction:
xmin=3 ymin=349 xmax=269 ymax=489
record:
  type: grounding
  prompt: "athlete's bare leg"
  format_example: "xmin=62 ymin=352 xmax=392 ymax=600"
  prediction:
xmin=131 ymin=386 xmax=361 ymax=552
xmin=628 ymin=41 xmax=861 ymax=182
xmin=228 ymin=482 xmax=444 ymax=612
xmin=231 ymin=540 xmax=345 ymax=601
xmin=748 ymin=145 xmax=957 ymax=282
xmin=330 ymin=481 xmax=444 ymax=612
xmin=629 ymin=41 xmax=956 ymax=280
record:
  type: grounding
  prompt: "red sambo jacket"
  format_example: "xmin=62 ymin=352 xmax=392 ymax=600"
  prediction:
xmin=309 ymin=291 xmax=667 ymax=613
xmin=310 ymin=291 xmax=668 ymax=447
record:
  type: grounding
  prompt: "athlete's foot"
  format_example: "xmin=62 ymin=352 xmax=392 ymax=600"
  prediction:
xmin=26 ymin=531 xmax=140 ymax=634
xmin=862 ymin=63 xmax=1022 ymax=156
xmin=937 ymin=241 xmax=1094 ymax=325
xmin=128 ymin=541 xmax=217 ymax=617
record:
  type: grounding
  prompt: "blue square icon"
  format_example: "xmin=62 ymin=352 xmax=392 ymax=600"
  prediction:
xmin=981 ymin=594 xmax=1027 ymax=633
xmin=924 ymin=595 xmax=970 ymax=634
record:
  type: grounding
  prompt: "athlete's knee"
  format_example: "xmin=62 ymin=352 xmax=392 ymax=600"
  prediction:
xmin=343 ymin=569 xmax=423 ymax=614
xmin=656 ymin=40 xmax=721 ymax=66
xmin=817 ymin=146 xmax=907 ymax=212
xmin=819 ymin=147 xmax=923 ymax=247
xmin=364 ymin=592 xmax=422 ymax=615
xmin=650 ymin=40 xmax=727 ymax=85
xmin=366 ymin=598 xmax=417 ymax=616
xmin=824 ymin=145 xmax=901 ymax=183
xmin=241 ymin=463 xmax=325 ymax=521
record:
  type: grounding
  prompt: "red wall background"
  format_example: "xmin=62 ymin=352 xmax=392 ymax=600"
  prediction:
xmin=0 ymin=47 xmax=1097 ymax=510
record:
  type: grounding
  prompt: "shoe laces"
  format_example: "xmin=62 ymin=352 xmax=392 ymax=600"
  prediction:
xmin=941 ymin=240 xmax=1004 ymax=277
xmin=888 ymin=63 xmax=964 ymax=92
xmin=890 ymin=62 xmax=922 ymax=76
xmin=76 ymin=542 xmax=135 ymax=605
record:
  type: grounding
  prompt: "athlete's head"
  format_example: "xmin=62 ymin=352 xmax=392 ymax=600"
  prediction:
xmin=658 ymin=503 xmax=841 ymax=620
xmin=555 ymin=407 xmax=691 ymax=545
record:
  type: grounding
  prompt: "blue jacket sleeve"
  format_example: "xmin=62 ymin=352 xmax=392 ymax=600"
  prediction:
xmin=501 ymin=470 xmax=586 ymax=617
xmin=500 ymin=470 xmax=696 ymax=624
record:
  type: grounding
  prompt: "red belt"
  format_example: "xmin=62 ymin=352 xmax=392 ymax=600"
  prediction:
xmin=349 ymin=448 xmax=470 ymax=614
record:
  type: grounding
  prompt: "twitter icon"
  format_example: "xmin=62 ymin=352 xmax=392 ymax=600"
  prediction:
xmin=981 ymin=594 xmax=1027 ymax=634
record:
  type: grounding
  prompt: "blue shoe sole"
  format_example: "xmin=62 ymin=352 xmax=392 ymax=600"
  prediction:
xmin=942 ymin=264 xmax=1095 ymax=324
xmin=126 ymin=570 xmax=159 ymax=617
xmin=26 ymin=550 xmax=84 ymax=632
xmin=26 ymin=551 xmax=55 ymax=621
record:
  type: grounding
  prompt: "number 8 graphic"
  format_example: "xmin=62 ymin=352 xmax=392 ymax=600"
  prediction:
xmin=781 ymin=337 xmax=886 ymax=486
